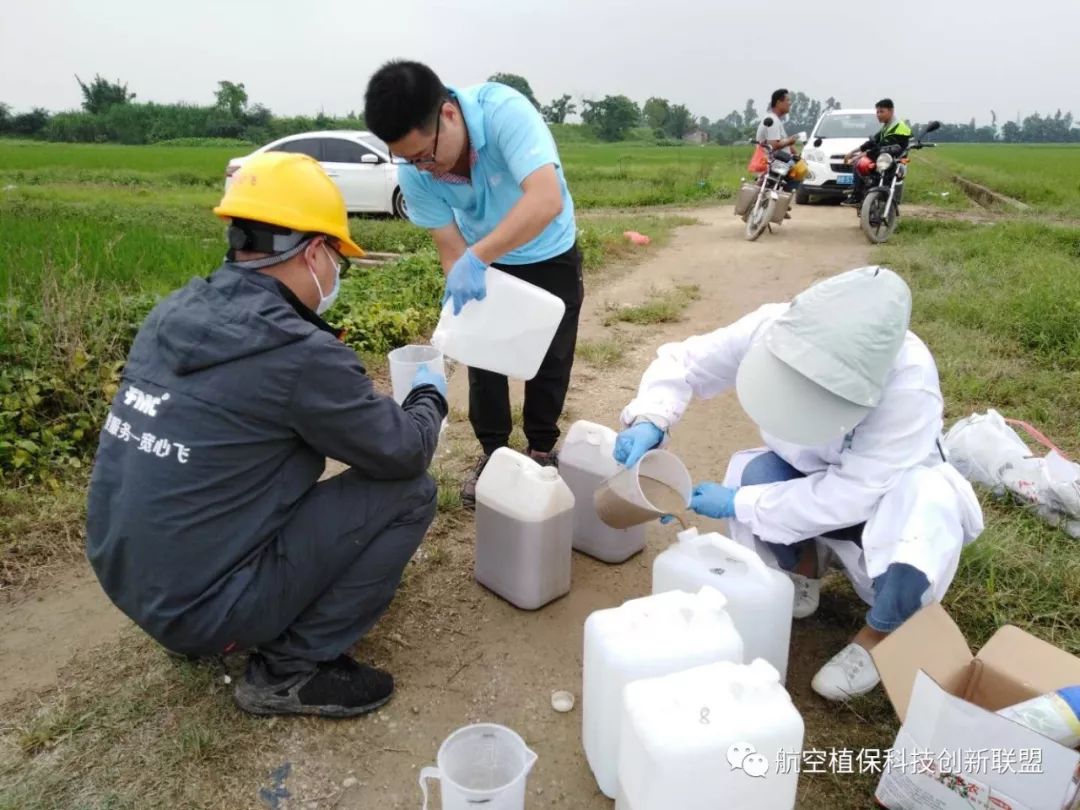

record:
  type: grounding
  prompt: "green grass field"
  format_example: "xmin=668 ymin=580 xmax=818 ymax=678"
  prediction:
xmin=0 ymin=135 xmax=703 ymax=486
xmin=0 ymin=139 xmax=747 ymax=207
xmin=877 ymin=218 xmax=1080 ymax=650
xmin=923 ymin=143 xmax=1080 ymax=212
xmin=1 ymin=136 xmax=1079 ymax=810
xmin=0 ymin=140 xmax=237 ymax=180
xmin=559 ymin=142 xmax=747 ymax=207
xmin=0 ymin=137 xmax=978 ymax=214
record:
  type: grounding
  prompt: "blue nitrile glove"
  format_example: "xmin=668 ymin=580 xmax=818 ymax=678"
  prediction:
xmin=688 ymin=482 xmax=738 ymax=520
xmin=613 ymin=422 xmax=664 ymax=468
xmin=410 ymin=363 xmax=447 ymax=398
xmin=442 ymin=249 xmax=488 ymax=315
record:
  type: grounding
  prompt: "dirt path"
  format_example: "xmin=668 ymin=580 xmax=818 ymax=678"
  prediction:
xmin=262 ymin=205 xmax=874 ymax=808
xmin=0 ymin=568 xmax=131 ymax=703
xmin=0 ymin=204 xmax=877 ymax=806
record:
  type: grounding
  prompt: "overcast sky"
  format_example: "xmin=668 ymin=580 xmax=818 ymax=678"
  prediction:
xmin=2 ymin=0 xmax=1075 ymax=126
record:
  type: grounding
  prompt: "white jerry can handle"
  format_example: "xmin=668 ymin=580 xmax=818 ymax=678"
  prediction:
xmin=682 ymin=528 xmax=774 ymax=583
xmin=419 ymin=766 xmax=440 ymax=810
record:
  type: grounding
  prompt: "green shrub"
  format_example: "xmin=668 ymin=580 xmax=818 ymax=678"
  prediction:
xmin=333 ymin=252 xmax=445 ymax=355
xmin=349 ymin=218 xmax=433 ymax=254
xmin=0 ymin=251 xmax=445 ymax=482
xmin=152 ymin=137 xmax=255 ymax=148
xmin=549 ymin=123 xmax=599 ymax=144
xmin=0 ymin=278 xmax=154 ymax=484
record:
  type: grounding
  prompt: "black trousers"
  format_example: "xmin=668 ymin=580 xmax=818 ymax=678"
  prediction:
xmin=852 ymin=170 xmax=871 ymax=203
xmin=469 ymin=242 xmax=584 ymax=455
xmin=168 ymin=470 xmax=437 ymax=676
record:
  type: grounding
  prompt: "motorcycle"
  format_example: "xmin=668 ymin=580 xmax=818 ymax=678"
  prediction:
xmin=736 ymin=119 xmax=807 ymax=242
xmin=839 ymin=120 xmax=941 ymax=243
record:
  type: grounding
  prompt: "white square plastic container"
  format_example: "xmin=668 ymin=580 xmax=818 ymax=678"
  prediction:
xmin=582 ymin=587 xmax=744 ymax=798
xmin=616 ymin=659 xmax=804 ymax=810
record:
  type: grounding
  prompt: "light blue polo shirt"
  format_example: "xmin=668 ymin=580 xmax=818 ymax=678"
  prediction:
xmin=398 ymin=83 xmax=577 ymax=265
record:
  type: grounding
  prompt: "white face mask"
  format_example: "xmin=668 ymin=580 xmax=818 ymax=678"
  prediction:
xmin=308 ymin=245 xmax=341 ymax=315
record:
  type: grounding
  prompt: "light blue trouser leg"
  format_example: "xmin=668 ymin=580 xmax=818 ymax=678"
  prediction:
xmin=867 ymin=564 xmax=930 ymax=632
xmin=740 ymin=452 xmax=815 ymax=572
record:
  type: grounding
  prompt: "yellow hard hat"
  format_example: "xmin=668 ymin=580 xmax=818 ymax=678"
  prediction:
xmin=789 ymin=159 xmax=809 ymax=182
xmin=214 ymin=152 xmax=364 ymax=257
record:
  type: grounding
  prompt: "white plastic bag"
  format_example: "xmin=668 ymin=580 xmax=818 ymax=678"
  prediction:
xmin=944 ymin=410 xmax=1080 ymax=538
xmin=944 ymin=410 xmax=1031 ymax=491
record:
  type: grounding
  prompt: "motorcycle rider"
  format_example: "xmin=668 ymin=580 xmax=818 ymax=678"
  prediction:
xmin=844 ymin=99 xmax=912 ymax=206
xmin=756 ymin=89 xmax=801 ymax=160
xmin=754 ymin=88 xmax=805 ymax=209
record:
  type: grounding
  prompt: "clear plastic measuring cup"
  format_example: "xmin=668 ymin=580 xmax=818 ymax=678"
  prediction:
xmin=419 ymin=723 xmax=538 ymax=810
xmin=594 ymin=449 xmax=692 ymax=529
xmin=388 ymin=344 xmax=444 ymax=405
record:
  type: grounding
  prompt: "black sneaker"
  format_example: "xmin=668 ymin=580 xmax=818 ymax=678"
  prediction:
xmin=841 ymin=196 xmax=861 ymax=207
xmin=233 ymin=654 xmax=394 ymax=718
xmin=460 ymin=453 xmax=491 ymax=511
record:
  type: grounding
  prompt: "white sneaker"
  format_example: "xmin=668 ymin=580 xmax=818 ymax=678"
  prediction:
xmin=789 ymin=573 xmax=820 ymax=619
xmin=811 ymin=643 xmax=881 ymax=701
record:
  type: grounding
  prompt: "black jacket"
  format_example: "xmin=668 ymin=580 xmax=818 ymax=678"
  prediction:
xmin=86 ymin=263 xmax=446 ymax=645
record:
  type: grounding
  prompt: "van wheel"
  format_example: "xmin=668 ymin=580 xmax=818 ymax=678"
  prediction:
xmin=795 ymin=189 xmax=810 ymax=205
xmin=392 ymin=187 xmax=408 ymax=219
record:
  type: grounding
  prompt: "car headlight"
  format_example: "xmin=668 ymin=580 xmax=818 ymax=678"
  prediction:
xmin=806 ymin=148 xmax=825 ymax=163
xmin=876 ymin=153 xmax=894 ymax=172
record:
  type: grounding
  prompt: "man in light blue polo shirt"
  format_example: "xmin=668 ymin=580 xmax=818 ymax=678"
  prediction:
xmin=365 ymin=61 xmax=583 ymax=508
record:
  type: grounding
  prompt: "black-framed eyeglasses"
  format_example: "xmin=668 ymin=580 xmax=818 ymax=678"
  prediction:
xmin=323 ymin=241 xmax=351 ymax=275
xmin=391 ymin=102 xmax=443 ymax=166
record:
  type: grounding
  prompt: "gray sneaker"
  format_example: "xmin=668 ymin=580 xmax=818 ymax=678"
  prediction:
xmin=460 ymin=454 xmax=492 ymax=511
xmin=234 ymin=654 xmax=394 ymax=718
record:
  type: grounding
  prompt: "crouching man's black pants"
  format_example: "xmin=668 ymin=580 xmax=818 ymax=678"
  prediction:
xmin=169 ymin=470 xmax=436 ymax=676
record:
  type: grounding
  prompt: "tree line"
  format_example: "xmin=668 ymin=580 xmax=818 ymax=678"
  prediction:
xmin=0 ymin=75 xmax=364 ymax=145
xmin=482 ymin=73 xmax=1080 ymax=145
xmin=919 ymin=110 xmax=1079 ymax=143
xmin=2 ymin=73 xmax=1078 ymax=146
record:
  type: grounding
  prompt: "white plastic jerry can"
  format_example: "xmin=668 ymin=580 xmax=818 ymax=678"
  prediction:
xmin=558 ymin=421 xmax=647 ymax=563
xmin=431 ymin=268 xmax=566 ymax=381
xmin=653 ymin=527 xmax=795 ymax=682
xmin=474 ymin=447 xmax=575 ymax=610
xmin=616 ymin=659 xmax=805 ymax=810
xmin=582 ymin=586 xmax=744 ymax=799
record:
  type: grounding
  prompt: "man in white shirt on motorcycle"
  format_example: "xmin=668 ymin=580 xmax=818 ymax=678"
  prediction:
xmin=614 ymin=267 xmax=983 ymax=700
xmin=755 ymin=88 xmax=807 ymax=201
xmin=756 ymin=88 xmax=801 ymax=160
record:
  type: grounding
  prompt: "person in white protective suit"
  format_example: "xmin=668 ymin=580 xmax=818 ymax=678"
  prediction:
xmin=613 ymin=267 xmax=984 ymax=700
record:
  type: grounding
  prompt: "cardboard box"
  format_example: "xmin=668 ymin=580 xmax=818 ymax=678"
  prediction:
xmin=871 ymin=603 xmax=1080 ymax=810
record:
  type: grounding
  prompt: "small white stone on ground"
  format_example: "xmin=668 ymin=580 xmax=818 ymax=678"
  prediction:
xmin=551 ymin=690 xmax=575 ymax=713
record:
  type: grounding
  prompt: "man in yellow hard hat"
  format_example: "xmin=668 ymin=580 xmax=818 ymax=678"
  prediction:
xmin=86 ymin=152 xmax=448 ymax=717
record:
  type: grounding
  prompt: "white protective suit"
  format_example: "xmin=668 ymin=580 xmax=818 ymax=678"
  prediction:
xmin=621 ymin=303 xmax=984 ymax=607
